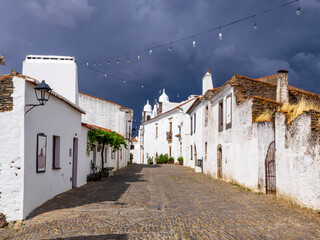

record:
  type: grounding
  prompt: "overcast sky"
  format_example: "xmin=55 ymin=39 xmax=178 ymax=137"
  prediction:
xmin=1 ymin=0 xmax=319 ymax=131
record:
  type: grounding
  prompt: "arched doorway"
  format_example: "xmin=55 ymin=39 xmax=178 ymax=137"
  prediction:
xmin=217 ymin=145 xmax=222 ymax=178
xmin=265 ymin=141 xmax=276 ymax=194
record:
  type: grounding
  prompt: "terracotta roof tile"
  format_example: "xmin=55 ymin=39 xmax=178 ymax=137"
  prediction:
xmin=81 ymin=122 xmax=125 ymax=139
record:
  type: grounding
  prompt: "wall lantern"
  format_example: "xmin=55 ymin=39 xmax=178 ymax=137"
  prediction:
xmin=25 ymin=80 xmax=52 ymax=114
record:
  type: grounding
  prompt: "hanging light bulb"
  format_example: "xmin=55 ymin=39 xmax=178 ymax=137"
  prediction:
xmin=107 ymin=60 xmax=110 ymax=65
xmin=296 ymin=5 xmax=301 ymax=15
xmin=93 ymin=61 xmax=96 ymax=66
xmin=253 ymin=15 xmax=257 ymax=30
xmin=138 ymin=52 xmax=141 ymax=60
xmin=169 ymin=43 xmax=173 ymax=51
xmin=86 ymin=62 xmax=89 ymax=66
xmin=117 ymin=57 xmax=120 ymax=64
xmin=98 ymin=59 xmax=101 ymax=65
xmin=192 ymin=36 xmax=196 ymax=48
xmin=104 ymin=74 xmax=107 ymax=78
xmin=149 ymin=49 xmax=153 ymax=54
xmin=219 ymin=28 xmax=222 ymax=41
xmin=142 ymin=85 xmax=144 ymax=88
xmin=127 ymin=55 xmax=130 ymax=62
xmin=123 ymin=80 xmax=126 ymax=83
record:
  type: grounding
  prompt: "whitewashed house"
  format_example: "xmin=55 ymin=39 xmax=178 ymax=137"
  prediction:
xmin=79 ymin=93 xmax=133 ymax=170
xmin=130 ymin=137 xmax=140 ymax=164
xmin=0 ymin=70 xmax=89 ymax=221
xmin=0 ymin=55 xmax=133 ymax=221
xmin=140 ymin=89 xmax=198 ymax=164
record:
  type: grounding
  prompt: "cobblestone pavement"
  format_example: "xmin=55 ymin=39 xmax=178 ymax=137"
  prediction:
xmin=1 ymin=164 xmax=320 ymax=239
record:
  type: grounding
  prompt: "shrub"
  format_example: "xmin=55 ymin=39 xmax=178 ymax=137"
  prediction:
xmin=156 ymin=154 xmax=168 ymax=164
xmin=178 ymin=157 xmax=183 ymax=162
xmin=168 ymin=156 xmax=174 ymax=164
xmin=100 ymin=168 xmax=109 ymax=178
xmin=147 ymin=157 xmax=153 ymax=164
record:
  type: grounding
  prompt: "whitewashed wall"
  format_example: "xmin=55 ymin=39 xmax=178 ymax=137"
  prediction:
xmin=203 ymin=87 xmax=274 ymax=192
xmin=23 ymin=81 xmax=84 ymax=219
xmin=0 ymin=77 xmax=25 ymax=221
xmin=276 ymin=112 xmax=320 ymax=210
xmin=22 ymin=55 xmax=79 ymax=105
xmin=79 ymin=93 xmax=132 ymax=168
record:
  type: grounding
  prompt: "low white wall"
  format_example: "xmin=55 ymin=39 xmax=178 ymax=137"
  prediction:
xmin=0 ymin=77 xmax=25 ymax=221
xmin=23 ymin=81 xmax=83 ymax=219
xmin=276 ymin=112 xmax=320 ymax=210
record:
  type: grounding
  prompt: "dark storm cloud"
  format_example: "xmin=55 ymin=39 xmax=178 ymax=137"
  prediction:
xmin=0 ymin=0 xmax=319 ymax=131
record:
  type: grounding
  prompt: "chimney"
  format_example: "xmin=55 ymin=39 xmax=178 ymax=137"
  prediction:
xmin=202 ymin=69 xmax=213 ymax=95
xmin=276 ymin=69 xmax=289 ymax=103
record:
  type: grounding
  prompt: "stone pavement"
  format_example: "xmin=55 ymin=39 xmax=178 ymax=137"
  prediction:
xmin=1 ymin=164 xmax=320 ymax=239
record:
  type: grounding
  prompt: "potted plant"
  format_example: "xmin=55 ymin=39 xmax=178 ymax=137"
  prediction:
xmin=168 ymin=156 xmax=174 ymax=164
xmin=147 ymin=157 xmax=153 ymax=164
xmin=130 ymin=153 xmax=133 ymax=164
xmin=178 ymin=157 xmax=183 ymax=165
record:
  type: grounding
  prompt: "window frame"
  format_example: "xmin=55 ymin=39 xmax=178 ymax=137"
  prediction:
xmin=52 ymin=135 xmax=61 ymax=169
xmin=226 ymin=94 xmax=232 ymax=129
xmin=218 ymin=100 xmax=224 ymax=132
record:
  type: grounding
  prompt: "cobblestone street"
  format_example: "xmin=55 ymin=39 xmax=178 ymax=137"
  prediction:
xmin=1 ymin=164 xmax=320 ymax=239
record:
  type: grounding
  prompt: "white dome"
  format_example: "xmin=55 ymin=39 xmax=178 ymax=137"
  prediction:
xmin=143 ymin=100 xmax=152 ymax=112
xmin=159 ymin=89 xmax=169 ymax=102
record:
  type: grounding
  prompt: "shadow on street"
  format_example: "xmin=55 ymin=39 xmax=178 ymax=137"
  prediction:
xmin=27 ymin=164 xmax=156 ymax=219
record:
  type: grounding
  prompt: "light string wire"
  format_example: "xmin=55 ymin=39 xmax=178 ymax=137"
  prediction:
xmin=76 ymin=0 xmax=299 ymax=89
xmin=80 ymin=0 xmax=299 ymax=65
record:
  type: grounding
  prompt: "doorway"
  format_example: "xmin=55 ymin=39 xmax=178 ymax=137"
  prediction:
xmin=217 ymin=145 xmax=222 ymax=178
xmin=72 ymin=138 xmax=78 ymax=188
xmin=265 ymin=141 xmax=276 ymax=194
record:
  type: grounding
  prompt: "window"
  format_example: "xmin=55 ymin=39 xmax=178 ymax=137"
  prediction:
xmin=205 ymin=142 xmax=207 ymax=161
xmin=190 ymin=116 xmax=193 ymax=135
xmin=120 ymin=148 xmax=122 ymax=160
xmin=52 ymin=135 xmax=60 ymax=169
xmin=219 ymin=100 xmax=223 ymax=132
xmin=111 ymin=148 xmax=115 ymax=159
xmin=205 ymin=105 xmax=209 ymax=127
xmin=226 ymin=94 xmax=232 ymax=129
xmin=169 ymin=146 xmax=172 ymax=157
xmin=155 ymin=124 xmax=158 ymax=138
xmin=190 ymin=145 xmax=193 ymax=160
xmin=194 ymin=113 xmax=196 ymax=134
xmin=169 ymin=121 xmax=172 ymax=132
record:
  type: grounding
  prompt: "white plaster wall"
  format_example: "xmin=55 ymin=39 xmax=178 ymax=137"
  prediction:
xmin=79 ymin=93 xmax=121 ymax=134
xmin=276 ymin=112 xmax=320 ymax=210
xmin=22 ymin=56 xmax=79 ymax=105
xmin=77 ymin=126 xmax=92 ymax=186
xmin=203 ymin=87 xmax=274 ymax=192
xmin=0 ymin=77 xmax=25 ymax=221
xmin=131 ymin=140 xmax=140 ymax=164
xmin=24 ymin=81 xmax=83 ymax=219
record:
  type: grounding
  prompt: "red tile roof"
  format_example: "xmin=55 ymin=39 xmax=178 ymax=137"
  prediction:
xmin=81 ymin=122 xmax=125 ymax=139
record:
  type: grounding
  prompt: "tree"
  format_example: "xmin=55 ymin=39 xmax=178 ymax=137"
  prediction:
xmin=87 ymin=129 xmax=127 ymax=169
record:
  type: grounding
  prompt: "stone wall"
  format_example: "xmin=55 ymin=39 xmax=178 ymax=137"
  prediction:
xmin=0 ymin=76 xmax=13 ymax=112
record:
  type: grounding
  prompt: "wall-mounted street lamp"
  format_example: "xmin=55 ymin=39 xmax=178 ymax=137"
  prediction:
xmin=0 ymin=55 xmax=6 ymax=65
xmin=25 ymin=80 xmax=52 ymax=114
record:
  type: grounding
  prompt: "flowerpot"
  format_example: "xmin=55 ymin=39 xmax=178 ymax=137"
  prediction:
xmin=179 ymin=161 xmax=183 ymax=165
xmin=90 ymin=146 xmax=95 ymax=151
xmin=130 ymin=159 xmax=133 ymax=163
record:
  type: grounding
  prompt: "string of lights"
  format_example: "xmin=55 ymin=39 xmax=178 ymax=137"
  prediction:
xmin=76 ymin=0 xmax=301 ymax=90
xmin=79 ymin=0 xmax=300 ymax=66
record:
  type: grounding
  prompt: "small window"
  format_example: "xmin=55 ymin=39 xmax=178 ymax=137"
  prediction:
xmin=190 ymin=116 xmax=193 ymax=135
xmin=205 ymin=142 xmax=207 ymax=161
xmin=169 ymin=146 xmax=172 ymax=157
xmin=120 ymin=148 xmax=122 ymax=160
xmin=205 ymin=105 xmax=209 ymax=127
xmin=111 ymin=148 xmax=115 ymax=159
xmin=156 ymin=124 xmax=158 ymax=138
xmin=52 ymin=136 xmax=60 ymax=169
xmin=219 ymin=100 xmax=223 ymax=132
xmin=194 ymin=113 xmax=196 ymax=134
xmin=190 ymin=145 xmax=193 ymax=160
xmin=226 ymin=94 xmax=232 ymax=129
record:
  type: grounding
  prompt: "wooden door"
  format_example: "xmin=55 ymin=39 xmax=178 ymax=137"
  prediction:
xmin=72 ymin=138 xmax=78 ymax=188
xmin=217 ymin=145 xmax=222 ymax=178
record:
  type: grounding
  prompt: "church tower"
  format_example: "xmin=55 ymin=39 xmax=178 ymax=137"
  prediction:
xmin=202 ymin=70 xmax=213 ymax=95
xmin=142 ymin=100 xmax=152 ymax=122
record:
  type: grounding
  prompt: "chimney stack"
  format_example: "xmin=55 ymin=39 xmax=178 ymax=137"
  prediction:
xmin=202 ymin=69 xmax=213 ymax=95
xmin=276 ymin=69 xmax=289 ymax=103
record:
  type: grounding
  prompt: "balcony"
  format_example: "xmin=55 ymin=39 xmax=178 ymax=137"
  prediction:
xmin=166 ymin=131 xmax=172 ymax=142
